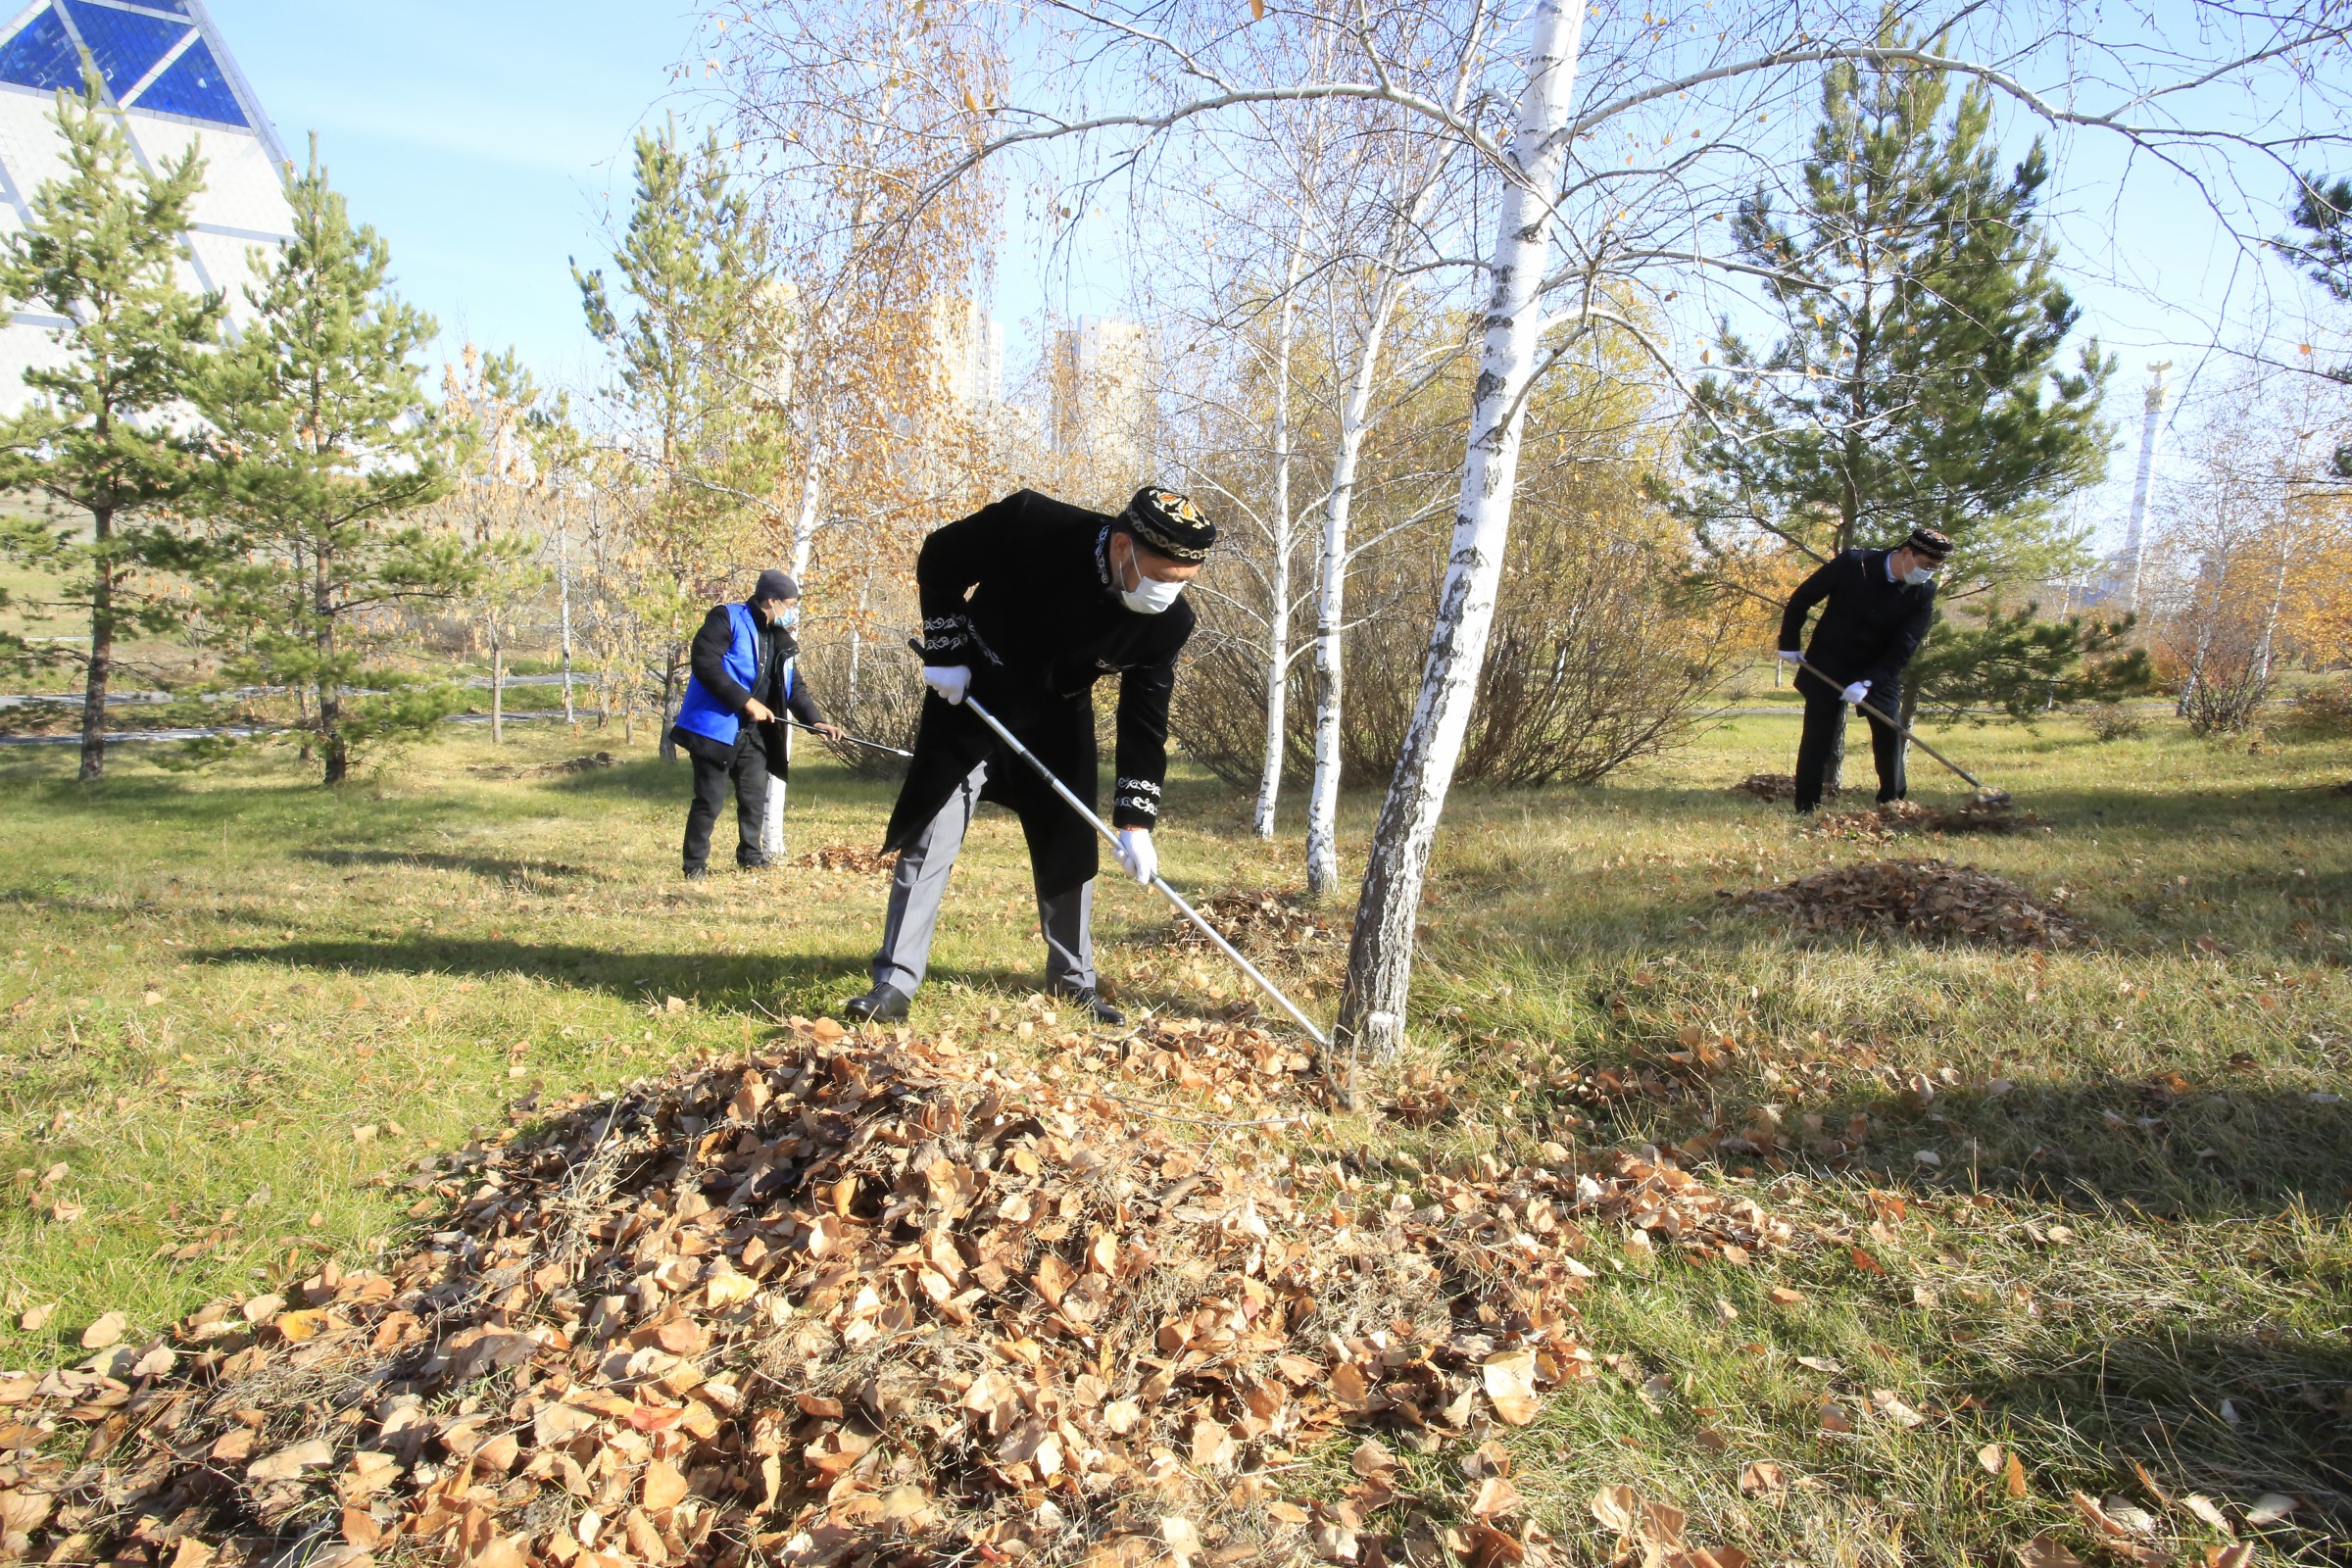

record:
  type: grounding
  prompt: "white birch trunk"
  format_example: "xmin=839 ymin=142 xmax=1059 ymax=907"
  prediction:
xmin=558 ymin=496 xmax=576 ymax=725
xmin=768 ymin=452 xmax=823 ymax=852
xmin=1304 ymin=171 xmax=1451 ymax=898
xmin=1253 ymin=225 xmax=1310 ymax=840
xmin=1335 ymin=0 xmax=1586 ymax=1057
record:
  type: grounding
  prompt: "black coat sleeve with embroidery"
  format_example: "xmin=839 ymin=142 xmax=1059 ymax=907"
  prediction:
xmin=915 ymin=502 xmax=1005 ymax=664
xmin=1112 ymin=653 xmax=1178 ymax=831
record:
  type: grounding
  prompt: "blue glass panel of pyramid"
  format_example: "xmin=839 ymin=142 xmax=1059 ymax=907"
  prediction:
xmin=62 ymin=1 xmax=187 ymax=95
xmin=129 ymin=36 xmax=243 ymax=124
xmin=127 ymin=1 xmax=192 ymax=13
xmin=0 ymin=6 xmax=84 ymax=92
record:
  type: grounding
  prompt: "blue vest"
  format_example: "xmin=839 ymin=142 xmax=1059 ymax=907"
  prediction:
xmin=675 ymin=604 xmax=792 ymax=748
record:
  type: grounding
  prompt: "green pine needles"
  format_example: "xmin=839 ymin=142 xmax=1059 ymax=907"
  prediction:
xmin=0 ymin=74 xmax=222 ymax=781
xmin=1678 ymin=38 xmax=2114 ymax=593
xmin=193 ymin=145 xmax=484 ymax=785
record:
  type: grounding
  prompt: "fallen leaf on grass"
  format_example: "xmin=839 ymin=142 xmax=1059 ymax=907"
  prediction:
xmin=248 ymin=1440 xmax=335 ymax=1482
xmin=78 ymin=1311 xmax=125 ymax=1349
xmin=2204 ymin=1547 xmax=2254 ymax=1568
xmin=1767 ymin=1286 xmax=1805 ymax=1306
xmin=1739 ymin=1461 xmax=1787 ymax=1496
xmin=1484 ymin=1350 xmax=1540 ymax=1426
xmin=1870 ymin=1389 xmax=1927 ymax=1427
xmin=1469 ymin=1475 xmax=1522 ymax=1520
xmin=2181 ymin=1494 xmax=2232 ymax=1535
xmin=18 ymin=1303 xmax=54 ymax=1332
xmin=2016 ymin=1538 xmax=2084 ymax=1568
xmin=2245 ymin=1494 xmax=2299 ymax=1527
xmin=1592 ymin=1485 xmax=1642 ymax=1536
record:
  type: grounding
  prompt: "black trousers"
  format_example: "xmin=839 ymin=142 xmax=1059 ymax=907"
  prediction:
xmin=683 ymin=731 xmax=769 ymax=871
xmin=1793 ymin=674 xmax=1906 ymax=810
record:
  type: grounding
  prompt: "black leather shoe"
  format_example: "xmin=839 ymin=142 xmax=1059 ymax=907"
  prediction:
xmin=1055 ymin=986 xmax=1124 ymax=1026
xmin=844 ymin=983 xmax=910 ymax=1024
xmin=683 ymin=865 xmax=710 ymax=880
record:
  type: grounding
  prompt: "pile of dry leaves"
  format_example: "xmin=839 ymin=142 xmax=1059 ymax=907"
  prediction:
xmin=794 ymin=846 xmax=899 ymax=876
xmin=0 ymin=1014 xmax=1793 ymax=1568
xmin=1159 ymin=892 xmax=1345 ymax=969
xmin=1734 ymin=859 xmax=2090 ymax=950
xmin=1807 ymin=801 xmax=2033 ymax=842
xmin=1729 ymin=775 xmax=1838 ymax=804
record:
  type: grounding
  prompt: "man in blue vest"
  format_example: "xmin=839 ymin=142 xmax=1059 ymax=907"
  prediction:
xmin=672 ymin=569 xmax=841 ymax=878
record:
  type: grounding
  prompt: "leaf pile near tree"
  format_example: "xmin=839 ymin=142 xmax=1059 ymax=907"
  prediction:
xmin=1733 ymin=859 xmax=2089 ymax=949
xmin=0 ymin=1015 xmax=1795 ymax=1568
xmin=794 ymin=845 xmax=899 ymax=876
xmin=1807 ymin=800 xmax=2037 ymax=841
xmin=1729 ymin=774 xmax=1838 ymax=804
xmin=1156 ymin=890 xmax=1345 ymax=968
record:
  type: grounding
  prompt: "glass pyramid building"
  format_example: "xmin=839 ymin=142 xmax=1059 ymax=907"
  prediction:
xmin=0 ymin=0 xmax=293 ymax=414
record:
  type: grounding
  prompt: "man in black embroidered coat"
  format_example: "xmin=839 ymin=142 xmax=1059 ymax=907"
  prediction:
xmin=1777 ymin=526 xmax=1950 ymax=812
xmin=843 ymin=486 xmax=1216 ymax=1025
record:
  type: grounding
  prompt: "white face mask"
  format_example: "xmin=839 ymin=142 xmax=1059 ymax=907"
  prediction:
xmin=1902 ymin=566 xmax=1937 ymax=586
xmin=1121 ymin=573 xmax=1188 ymax=614
xmin=1115 ymin=541 xmax=1189 ymax=613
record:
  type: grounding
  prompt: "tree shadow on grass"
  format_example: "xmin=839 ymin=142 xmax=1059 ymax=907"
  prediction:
xmin=188 ymin=934 xmax=1048 ymax=1018
xmin=1972 ymin=1323 xmax=2352 ymax=1544
xmin=1707 ymin=1077 xmax=2352 ymax=1223
xmin=294 ymin=848 xmax=601 ymax=884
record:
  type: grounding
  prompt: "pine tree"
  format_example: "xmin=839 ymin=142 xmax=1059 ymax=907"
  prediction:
xmin=0 ymin=76 xmax=221 ymax=781
xmin=574 ymin=123 xmax=789 ymax=760
xmin=195 ymin=146 xmax=475 ymax=785
xmin=2281 ymin=174 xmax=2352 ymax=475
xmin=1679 ymin=41 xmax=2113 ymax=615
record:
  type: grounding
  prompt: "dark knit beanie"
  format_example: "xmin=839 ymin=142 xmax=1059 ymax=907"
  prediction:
xmin=1121 ymin=486 xmax=1217 ymax=563
xmin=753 ymin=568 xmax=800 ymax=603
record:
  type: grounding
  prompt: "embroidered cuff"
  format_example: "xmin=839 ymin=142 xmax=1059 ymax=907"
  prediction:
xmin=921 ymin=613 xmax=970 ymax=659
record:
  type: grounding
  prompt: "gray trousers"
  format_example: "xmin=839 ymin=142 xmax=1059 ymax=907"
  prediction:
xmin=871 ymin=760 xmax=1096 ymax=996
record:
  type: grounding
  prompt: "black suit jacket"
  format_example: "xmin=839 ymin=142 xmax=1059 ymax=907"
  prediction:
xmin=888 ymin=489 xmax=1196 ymax=894
xmin=1778 ymin=549 xmax=1936 ymax=696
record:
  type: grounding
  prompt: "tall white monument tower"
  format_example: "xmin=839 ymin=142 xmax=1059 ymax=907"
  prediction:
xmin=2118 ymin=361 xmax=2171 ymax=613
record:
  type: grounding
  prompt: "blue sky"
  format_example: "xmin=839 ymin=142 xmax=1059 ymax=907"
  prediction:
xmin=205 ymin=0 xmax=707 ymax=388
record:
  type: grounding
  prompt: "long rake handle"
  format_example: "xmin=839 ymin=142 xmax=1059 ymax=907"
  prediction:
xmin=1790 ymin=655 xmax=1991 ymax=794
xmin=786 ymin=718 xmax=911 ymax=758
xmin=915 ymin=654 xmax=1332 ymax=1047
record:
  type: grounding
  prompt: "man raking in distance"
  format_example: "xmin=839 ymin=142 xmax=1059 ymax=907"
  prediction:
xmin=843 ymin=488 xmax=1214 ymax=1026
xmin=1778 ymin=527 xmax=1949 ymax=814
xmin=672 ymin=569 xmax=843 ymax=878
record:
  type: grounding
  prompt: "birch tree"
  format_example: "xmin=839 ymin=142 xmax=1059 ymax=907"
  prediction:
xmin=575 ymin=122 xmax=788 ymax=761
xmin=1334 ymin=0 xmax=1586 ymax=1054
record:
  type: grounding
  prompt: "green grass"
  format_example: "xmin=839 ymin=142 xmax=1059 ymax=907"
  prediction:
xmin=0 ymin=709 xmax=2346 ymax=1563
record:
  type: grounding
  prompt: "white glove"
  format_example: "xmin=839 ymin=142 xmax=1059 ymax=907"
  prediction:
xmin=1114 ymin=827 xmax=1156 ymax=885
xmin=1841 ymin=679 xmax=1872 ymax=705
xmin=1777 ymin=649 xmax=1803 ymax=664
xmin=922 ymin=664 xmax=971 ymax=706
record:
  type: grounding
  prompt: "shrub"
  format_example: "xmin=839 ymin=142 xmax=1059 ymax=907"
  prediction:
xmin=2284 ymin=675 xmax=2352 ymax=739
xmin=2077 ymin=700 xmax=2145 ymax=741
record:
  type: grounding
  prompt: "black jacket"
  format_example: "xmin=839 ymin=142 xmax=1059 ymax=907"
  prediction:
xmin=885 ymin=490 xmax=1196 ymax=895
xmin=671 ymin=602 xmax=824 ymax=772
xmin=1779 ymin=549 xmax=1936 ymax=696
